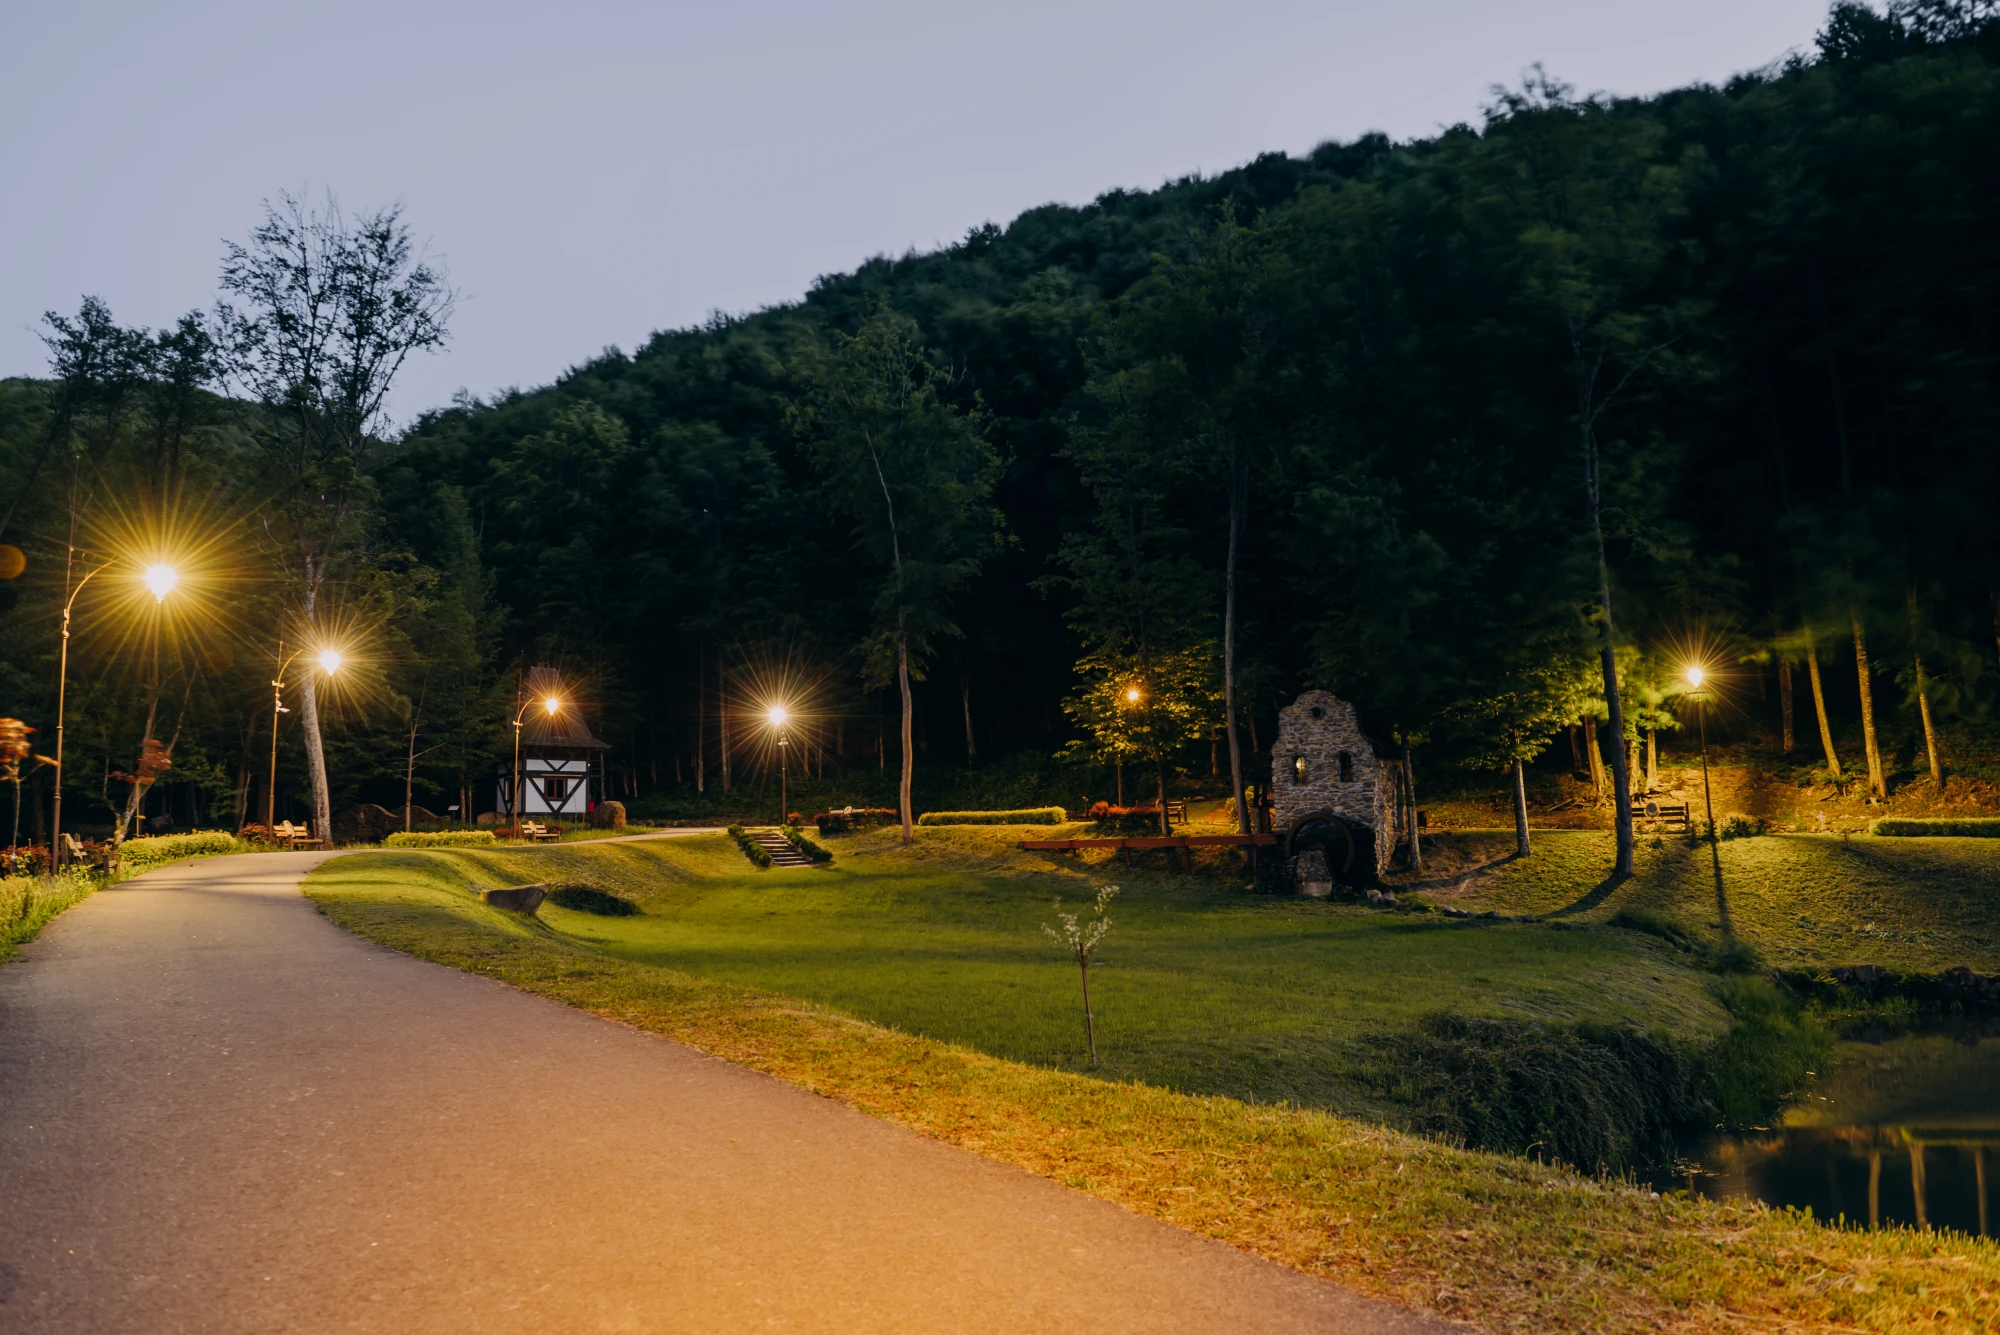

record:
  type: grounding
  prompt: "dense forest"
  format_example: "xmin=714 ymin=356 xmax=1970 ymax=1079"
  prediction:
xmin=3 ymin=1 xmax=1998 ymax=856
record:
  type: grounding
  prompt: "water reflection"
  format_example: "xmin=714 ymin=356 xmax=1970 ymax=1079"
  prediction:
xmin=1673 ymin=1027 xmax=2000 ymax=1233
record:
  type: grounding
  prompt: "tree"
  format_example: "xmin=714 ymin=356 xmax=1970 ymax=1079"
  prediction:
xmin=785 ymin=312 xmax=998 ymax=841
xmin=1486 ymin=73 xmax=1695 ymax=878
xmin=216 ymin=192 xmax=453 ymax=845
xmin=1044 ymin=885 xmax=1117 ymax=1066
xmin=1061 ymin=643 xmax=1221 ymax=831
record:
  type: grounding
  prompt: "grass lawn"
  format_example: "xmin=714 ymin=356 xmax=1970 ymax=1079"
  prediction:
xmin=1397 ymin=830 xmax=2000 ymax=973
xmin=304 ymin=831 xmax=2000 ymax=1334
xmin=330 ymin=827 xmax=1729 ymax=1113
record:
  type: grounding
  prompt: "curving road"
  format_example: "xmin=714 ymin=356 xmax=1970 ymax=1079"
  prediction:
xmin=0 ymin=851 xmax=1451 ymax=1333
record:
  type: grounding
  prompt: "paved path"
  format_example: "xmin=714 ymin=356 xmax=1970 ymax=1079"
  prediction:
xmin=0 ymin=852 xmax=1451 ymax=1333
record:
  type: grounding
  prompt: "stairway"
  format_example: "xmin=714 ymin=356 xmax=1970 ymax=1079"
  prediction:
xmin=749 ymin=829 xmax=815 ymax=868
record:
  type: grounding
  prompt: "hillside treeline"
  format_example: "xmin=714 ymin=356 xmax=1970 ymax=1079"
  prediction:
xmin=2 ymin=1 xmax=1997 ymax=846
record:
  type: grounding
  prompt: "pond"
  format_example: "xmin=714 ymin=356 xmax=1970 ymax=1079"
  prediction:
xmin=1668 ymin=1020 xmax=2000 ymax=1234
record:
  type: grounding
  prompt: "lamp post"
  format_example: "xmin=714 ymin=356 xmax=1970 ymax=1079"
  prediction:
xmin=267 ymin=643 xmax=344 ymax=833
xmin=510 ymin=693 xmax=562 ymax=836
xmin=52 ymin=556 xmax=178 ymax=868
xmin=768 ymin=705 xmax=789 ymax=826
xmin=1685 ymin=666 xmax=1716 ymax=840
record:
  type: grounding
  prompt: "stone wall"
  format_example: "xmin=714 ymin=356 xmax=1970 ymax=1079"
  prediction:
xmin=1270 ymin=690 xmax=1398 ymax=878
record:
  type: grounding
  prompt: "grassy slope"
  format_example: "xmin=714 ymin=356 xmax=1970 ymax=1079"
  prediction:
xmin=305 ymin=835 xmax=2000 ymax=1334
xmin=1392 ymin=830 xmax=2000 ymax=973
xmin=353 ymin=827 xmax=1726 ymax=1113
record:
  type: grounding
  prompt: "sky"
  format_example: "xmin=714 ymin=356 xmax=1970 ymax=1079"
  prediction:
xmin=3 ymin=0 xmax=1833 ymax=426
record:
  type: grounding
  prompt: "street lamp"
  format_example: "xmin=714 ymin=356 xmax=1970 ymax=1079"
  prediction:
xmin=510 ymin=693 xmax=563 ymax=835
xmin=267 ymin=641 xmax=345 ymax=834
xmin=768 ymin=705 xmax=790 ymax=825
xmin=52 ymin=557 xmax=179 ymax=867
xmin=1684 ymin=664 xmax=1727 ymax=910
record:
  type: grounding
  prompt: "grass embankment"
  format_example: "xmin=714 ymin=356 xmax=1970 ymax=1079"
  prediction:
xmin=1396 ymin=829 xmax=2000 ymax=974
xmin=305 ymin=831 xmax=2000 ymax=1333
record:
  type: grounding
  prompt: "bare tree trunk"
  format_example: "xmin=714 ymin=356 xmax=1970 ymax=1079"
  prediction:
xmin=1646 ymin=729 xmax=1657 ymax=794
xmin=1403 ymin=735 xmax=1422 ymax=873
xmin=1778 ymin=658 xmax=1795 ymax=754
xmin=1156 ymin=763 xmax=1169 ymax=837
xmin=1804 ymin=624 xmax=1841 ymax=775
xmin=300 ymin=674 xmax=333 ymax=846
xmin=1583 ymin=421 xmax=1634 ymax=875
xmin=961 ymin=672 xmax=976 ymax=761
xmin=1584 ymin=715 xmax=1606 ymax=797
xmin=1568 ymin=725 xmax=1584 ymax=774
xmin=1916 ymin=654 xmax=1943 ymax=791
xmin=1115 ymin=759 xmax=1123 ymax=807
xmin=719 ymin=661 xmax=731 ymax=792
xmin=897 ymin=635 xmax=915 ymax=842
xmin=1991 ymin=584 xmax=2000 ymax=671
xmin=695 ymin=642 xmax=705 ymax=794
xmin=1513 ymin=759 xmax=1530 ymax=858
xmin=1223 ymin=472 xmax=1249 ymax=838
xmin=1852 ymin=611 xmax=1884 ymax=798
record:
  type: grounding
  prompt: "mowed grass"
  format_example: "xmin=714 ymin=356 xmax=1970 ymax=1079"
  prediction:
xmin=1396 ymin=830 xmax=2000 ymax=972
xmin=356 ymin=826 xmax=1726 ymax=1112
xmin=304 ymin=835 xmax=2000 ymax=1335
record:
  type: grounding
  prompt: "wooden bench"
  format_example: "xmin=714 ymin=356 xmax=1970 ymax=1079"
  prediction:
xmin=61 ymin=832 xmax=91 ymax=866
xmin=1164 ymin=799 xmax=1189 ymax=826
xmin=271 ymin=820 xmax=313 ymax=847
xmin=1641 ymin=800 xmax=1691 ymax=830
xmin=518 ymin=820 xmax=561 ymax=843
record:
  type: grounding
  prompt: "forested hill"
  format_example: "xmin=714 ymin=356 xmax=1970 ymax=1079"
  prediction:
xmin=4 ymin=1 xmax=1999 ymax=831
xmin=378 ymin=135 xmax=1397 ymax=761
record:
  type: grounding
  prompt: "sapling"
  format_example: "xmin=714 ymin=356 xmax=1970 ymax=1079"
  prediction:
xmin=1044 ymin=885 xmax=1116 ymax=1065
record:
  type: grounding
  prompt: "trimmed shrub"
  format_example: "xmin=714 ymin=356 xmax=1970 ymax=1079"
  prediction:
xmin=546 ymin=884 xmax=638 ymax=915
xmin=782 ymin=826 xmax=833 ymax=862
xmin=1085 ymin=801 xmax=1160 ymax=835
xmin=1870 ymin=817 xmax=2000 ymax=837
xmin=1718 ymin=813 xmax=1766 ymax=840
xmin=814 ymin=808 xmax=898 ymax=834
xmin=119 ymin=831 xmax=243 ymax=871
xmin=384 ymin=830 xmax=498 ymax=848
xmin=727 ymin=825 xmax=772 ymax=868
xmin=917 ymin=807 xmax=1067 ymax=826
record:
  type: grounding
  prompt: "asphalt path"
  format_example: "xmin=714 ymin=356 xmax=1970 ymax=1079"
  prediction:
xmin=0 ymin=850 xmax=1452 ymax=1333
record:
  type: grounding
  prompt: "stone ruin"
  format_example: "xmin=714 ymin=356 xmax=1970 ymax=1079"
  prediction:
xmin=1269 ymin=690 xmax=1402 ymax=892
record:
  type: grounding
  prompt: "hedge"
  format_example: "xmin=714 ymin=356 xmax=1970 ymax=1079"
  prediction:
xmin=727 ymin=825 xmax=772 ymax=868
xmin=1869 ymin=817 xmax=2000 ymax=838
xmin=916 ymin=807 xmax=1067 ymax=826
xmin=782 ymin=826 xmax=834 ymax=862
xmin=119 ymin=831 xmax=244 ymax=870
xmin=384 ymin=830 xmax=498 ymax=848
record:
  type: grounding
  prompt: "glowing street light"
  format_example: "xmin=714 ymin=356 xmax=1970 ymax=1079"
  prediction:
xmin=268 ymin=641 xmax=345 ymax=838
xmin=510 ymin=691 xmax=565 ymax=836
xmin=1125 ymin=687 xmax=1141 ymax=703
xmin=1684 ymin=665 xmax=1705 ymax=690
xmin=53 ymin=554 xmax=182 ymax=867
xmin=142 ymin=563 xmax=180 ymax=603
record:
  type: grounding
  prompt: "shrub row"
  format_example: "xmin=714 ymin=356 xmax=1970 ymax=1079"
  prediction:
xmin=119 ymin=831 xmax=244 ymax=871
xmin=1869 ymin=817 xmax=2000 ymax=837
xmin=781 ymin=827 xmax=833 ymax=862
xmin=726 ymin=825 xmax=771 ymax=868
xmin=813 ymin=808 xmax=898 ymax=834
xmin=384 ymin=830 xmax=498 ymax=848
xmin=916 ymin=807 xmax=1067 ymax=826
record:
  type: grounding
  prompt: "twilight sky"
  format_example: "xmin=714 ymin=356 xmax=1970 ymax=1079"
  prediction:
xmin=4 ymin=0 xmax=1830 ymax=425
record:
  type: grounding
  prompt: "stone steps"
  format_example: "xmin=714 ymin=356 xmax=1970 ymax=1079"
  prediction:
xmin=749 ymin=830 xmax=815 ymax=867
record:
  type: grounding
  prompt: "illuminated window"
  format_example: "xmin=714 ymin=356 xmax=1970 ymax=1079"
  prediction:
xmin=1292 ymin=755 xmax=1308 ymax=784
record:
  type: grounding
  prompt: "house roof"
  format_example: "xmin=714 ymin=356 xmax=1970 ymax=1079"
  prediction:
xmin=513 ymin=667 xmax=610 ymax=750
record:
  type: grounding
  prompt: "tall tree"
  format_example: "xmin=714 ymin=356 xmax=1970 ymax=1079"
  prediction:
xmin=216 ymin=192 xmax=453 ymax=845
xmin=786 ymin=312 xmax=998 ymax=840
